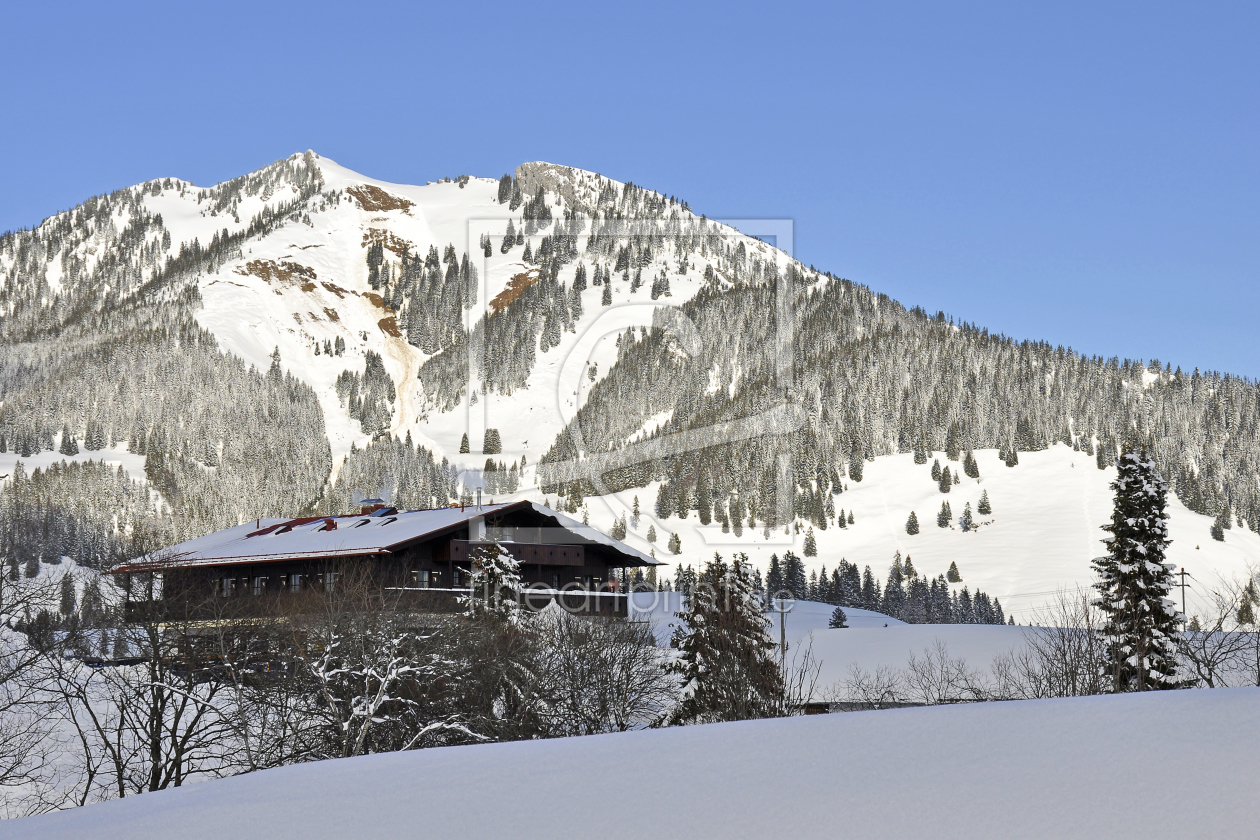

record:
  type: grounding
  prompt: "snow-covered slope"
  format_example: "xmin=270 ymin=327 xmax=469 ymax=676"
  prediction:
xmin=5 ymin=151 xmax=1258 ymax=619
xmin=610 ymin=446 xmax=1260 ymax=622
xmin=8 ymin=688 xmax=1257 ymax=840
xmin=153 ymin=155 xmax=746 ymax=480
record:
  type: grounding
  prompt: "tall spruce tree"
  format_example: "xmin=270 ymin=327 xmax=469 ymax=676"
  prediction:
xmin=782 ymin=551 xmax=807 ymax=600
xmin=669 ymin=553 xmax=784 ymax=723
xmin=766 ymin=554 xmax=784 ymax=598
xmin=1092 ymin=449 xmax=1182 ymax=692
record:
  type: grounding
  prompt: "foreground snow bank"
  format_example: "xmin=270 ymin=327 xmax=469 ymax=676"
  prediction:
xmin=9 ymin=688 xmax=1257 ymax=839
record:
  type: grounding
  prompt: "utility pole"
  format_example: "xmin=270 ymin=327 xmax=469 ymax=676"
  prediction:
xmin=1176 ymin=567 xmax=1193 ymax=630
xmin=774 ymin=596 xmax=788 ymax=673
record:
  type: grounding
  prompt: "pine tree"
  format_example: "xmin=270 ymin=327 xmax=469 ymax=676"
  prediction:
xmin=938 ymin=465 xmax=952 ymax=493
xmin=947 ymin=561 xmax=962 ymax=583
xmin=459 ymin=433 xmax=470 ymax=454
xmin=59 ymin=424 xmax=78 ymax=456
xmin=829 ymin=606 xmax=848 ymax=628
xmin=782 ymin=551 xmax=807 ymax=600
xmin=977 ymin=490 xmax=992 ymax=515
xmin=483 ymin=428 xmax=502 ymax=454
xmin=646 ymin=524 xmax=657 ymax=544
xmin=960 ymin=502 xmax=974 ymax=532
xmin=882 ymin=552 xmax=906 ymax=618
xmin=931 ymin=459 xmax=942 ymax=481
xmin=848 ymin=456 xmax=863 ymax=482
xmin=937 ymin=501 xmax=952 ymax=528
xmin=766 ymin=554 xmax=783 ymax=598
xmin=1210 ymin=508 xmax=1229 ymax=541
xmin=905 ymin=510 xmax=919 ymax=535
xmin=59 ymin=575 xmax=76 ymax=616
xmin=803 ymin=527 xmax=817 ymax=557
xmin=668 ymin=553 xmax=783 ymax=723
xmin=1238 ymin=598 xmax=1256 ymax=626
xmin=861 ymin=565 xmax=880 ymax=610
xmin=668 ymin=532 xmax=682 ymax=554
xmin=462 ymin=542 xmax=522 ymax=620
xmin=846 ymin=510 xmax=854 ymax=525
xmin=963 ymin=449 xmax=979 ymax=479
xmin=1092 ymin=449 xmax=1182 ymax=691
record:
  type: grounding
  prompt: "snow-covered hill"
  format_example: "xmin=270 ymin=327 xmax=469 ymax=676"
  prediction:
xmin=8 ymin=688 xmax=1257 ymax=840
xmin=619 ymin=446 xmax=1260 ymax=622
xmin=3 ymin=151 xmax=1259 ymax=619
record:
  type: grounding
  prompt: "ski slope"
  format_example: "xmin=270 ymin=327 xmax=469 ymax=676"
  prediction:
xmin=8 ymin=688 xmax=1256 ymax=840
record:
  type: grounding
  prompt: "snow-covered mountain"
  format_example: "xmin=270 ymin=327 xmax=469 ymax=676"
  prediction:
xmin=2 ymin=152 xmax=1259 ymax=620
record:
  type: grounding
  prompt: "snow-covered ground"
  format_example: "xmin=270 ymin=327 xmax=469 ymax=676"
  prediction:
xmin=8 ymin=688 xmax=1256 ymax=840
xmin=633 ymin=591 xmax=1028 ymax=694
xmin=631 ymin=590 xmax=904 ymax=644
xmin=605 ymin=445 xmax=1260 ymax=623
xmin=0 ymin=444 xmax=147 ymax=490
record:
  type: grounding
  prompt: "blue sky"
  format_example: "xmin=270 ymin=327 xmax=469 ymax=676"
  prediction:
xmin=3 ymin=1 xmax=1257 ymax=376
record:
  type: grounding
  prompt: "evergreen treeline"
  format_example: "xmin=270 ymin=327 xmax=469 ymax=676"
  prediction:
xmin=540 ymin=261 xmax=1260 ymax=535
xmin=324 ymin=434 xmax=458 ymax=514
xmin=765 ymin=550 xmax=1006 ymax=625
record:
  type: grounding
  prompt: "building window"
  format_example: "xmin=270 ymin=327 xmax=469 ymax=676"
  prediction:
xmin=221 ymin=577 xmax=233 ymax=597
xmin=324 ymin=571 xmax=336 ymax=591
xmin=289 ymin=574 xmax=302 ymax=593
xmin=252 ymin=577 xmax=265 ymax=596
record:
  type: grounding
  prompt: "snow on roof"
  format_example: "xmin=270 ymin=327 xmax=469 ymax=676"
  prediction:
xmin=116 ymin=501 xmax=659 ymax=571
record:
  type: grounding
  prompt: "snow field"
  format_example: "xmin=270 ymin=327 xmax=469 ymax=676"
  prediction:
xmin=8 ymin=687 xmax=1257 ymax=840
xmin=586 ymin=445 xmax=1260 ymax=623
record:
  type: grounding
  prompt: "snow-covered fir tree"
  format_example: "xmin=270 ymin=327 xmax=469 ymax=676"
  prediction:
xmin=462 ymin=542 xmax=523 ymax=620
xmin=1092 ymin=449 xmax=1182 ymax=691
xmin=668 ymin=553 xmax=783 ymax=723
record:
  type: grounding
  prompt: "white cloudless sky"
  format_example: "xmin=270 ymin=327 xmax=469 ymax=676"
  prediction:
xmin=2 ymin=0 xmax=1257 ymax=376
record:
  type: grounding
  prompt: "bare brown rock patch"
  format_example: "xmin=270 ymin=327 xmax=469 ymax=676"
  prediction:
xmin=489 ymin=270 xmax=540 ymax=315
xmin=347 ymin=184 xmax=414 ymax=214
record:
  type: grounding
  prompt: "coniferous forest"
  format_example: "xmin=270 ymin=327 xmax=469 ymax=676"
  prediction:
xmin=1 ymin=154 xmax=1259 ymax=576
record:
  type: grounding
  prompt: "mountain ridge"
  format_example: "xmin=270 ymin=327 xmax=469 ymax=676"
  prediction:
xmin=1 ymin=152 xmax=1258 ymax=618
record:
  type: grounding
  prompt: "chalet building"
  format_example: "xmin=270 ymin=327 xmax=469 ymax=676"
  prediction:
xmin=115 ymin=501 xmax=660 ymax=618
